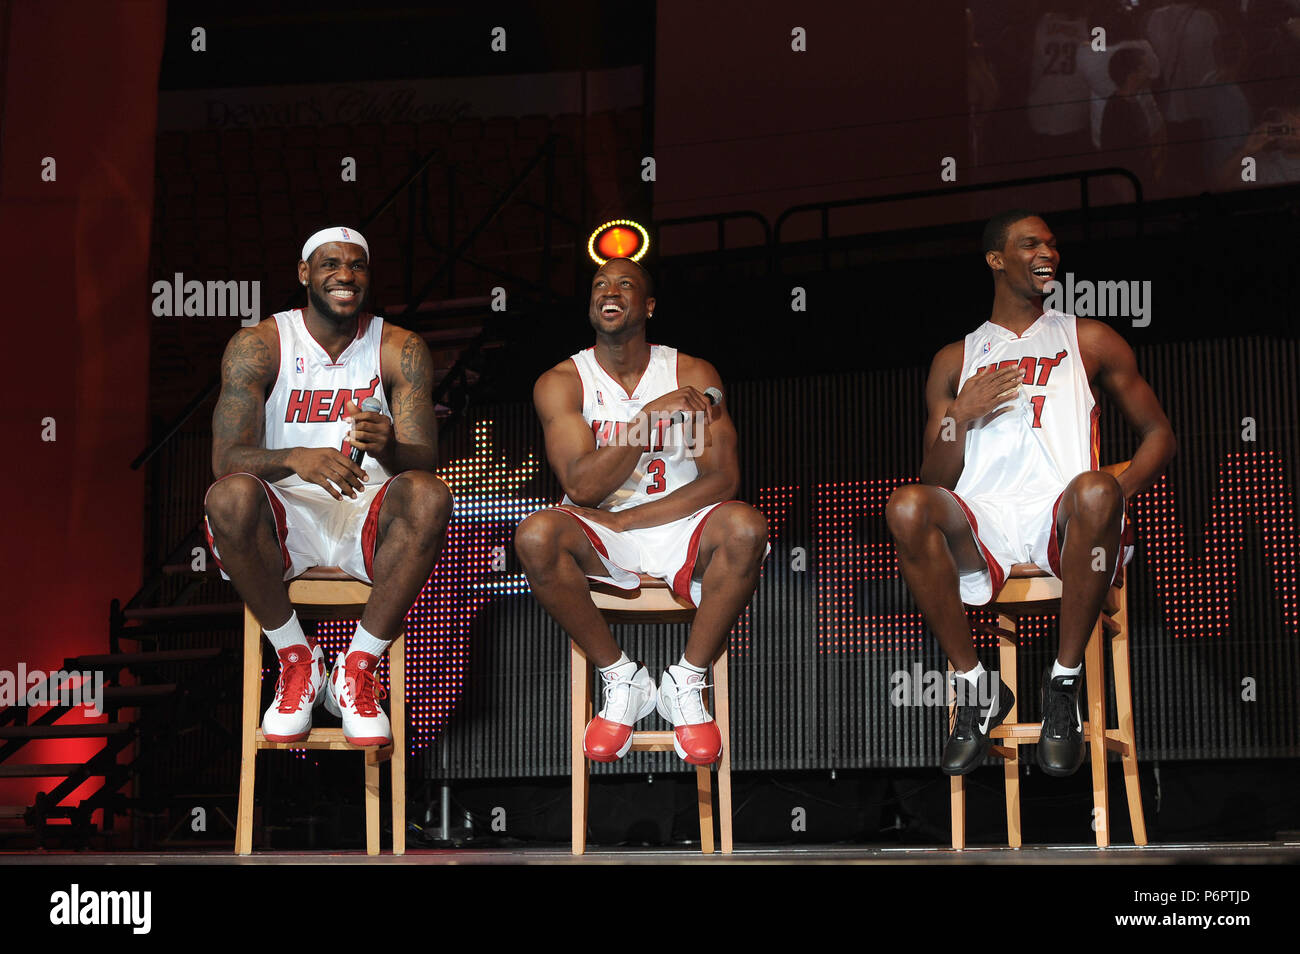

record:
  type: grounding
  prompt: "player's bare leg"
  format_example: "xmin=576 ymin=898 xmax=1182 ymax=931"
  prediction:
xmin=513 ymin=509 xmax=622 ymax=666
xmin=360 ymin=472 xmax=454 ymax=639
xmin=654 ymin=502 xmax=767 ymax=764
xmin=327 ymin=471 xmax=452 ymax=746
xmin=1038 ymin=470 xmax=1123 ymax=776
xmin=204 ymin=475 xmax=293 ymax=628
xmin=206 ymin=474 xmax=325 ymax=742
xmin=682 ymin=502 xmax=769 ymax=667
xmin=1052 ymin=470 xmax=1124 ymax=667
xmin=886 ymin=483 xmax=1015 ymax=774
xmin=885 ymin=484 xmax=989 ymax=671
xmin=515 ymin=509 xmax=655 ymax=761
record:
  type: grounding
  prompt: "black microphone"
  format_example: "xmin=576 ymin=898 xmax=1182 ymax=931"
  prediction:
xmin=670 ymin=386 xmax=722 ymax=425
xmin=349 ymin=396 xmax=384 ymax=465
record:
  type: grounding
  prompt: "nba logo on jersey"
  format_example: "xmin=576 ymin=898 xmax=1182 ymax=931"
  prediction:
xmin=295 ymin=356 xmax=305 ymax=373
xmin=982 ymin=341 xmax=992 ymax=355
xmin=595 ymin=390 xmax=604 ymax=406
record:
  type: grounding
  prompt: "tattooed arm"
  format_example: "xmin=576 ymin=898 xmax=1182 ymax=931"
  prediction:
xmin=369 ymin=324 xmax=438 ymax=474
xmin=211 ymin=321 xmax=370 ymax=498
xmin=212 ymin=322 xmax=293 ymax=481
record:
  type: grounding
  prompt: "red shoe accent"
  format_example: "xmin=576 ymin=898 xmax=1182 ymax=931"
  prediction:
xmin=274 ymin=646 xmax=314 ymax=712
xmin=583 ymin=716 xmax=635 ymax=762
xmin=344 ymin=652 xmax=386 ymax=717
xmin=674 ymin=723 xmax=722 ymax=765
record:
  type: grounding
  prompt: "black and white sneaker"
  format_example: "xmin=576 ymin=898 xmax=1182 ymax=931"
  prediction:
xmin=941 ymin=674 xmax=1015 ymax=776
xmin=1036 ymin=666 xmax=1085 ymax=777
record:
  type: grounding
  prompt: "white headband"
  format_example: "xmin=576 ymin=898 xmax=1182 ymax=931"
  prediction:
xmin=301 ymin=226 xmax=370 ymax=263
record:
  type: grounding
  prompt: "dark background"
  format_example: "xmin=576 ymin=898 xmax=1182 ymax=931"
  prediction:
xmin=2 ymin=0 xmax=1298 ymax=849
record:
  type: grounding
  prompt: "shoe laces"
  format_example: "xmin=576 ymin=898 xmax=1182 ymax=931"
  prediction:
xmin=344 ymin=663 xmax=387 ymax=718
xmin=949 ymin=699 xmax=981 ymax=740
xmin=599 ymin=668 xmax=645 ymax=720
xmin=1042 ymin=678 xmax=1080 ymax=739
xmin=274 ymin=658 xmax=313 ymax=714
xmin=668 ymin=671 xmax=711 ymax=724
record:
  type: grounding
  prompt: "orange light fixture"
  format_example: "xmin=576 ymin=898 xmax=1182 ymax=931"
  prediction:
xmin=587 ymin=219 xmax=649 ymax=265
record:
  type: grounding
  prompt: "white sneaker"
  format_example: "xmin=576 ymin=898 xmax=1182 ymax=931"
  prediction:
xmin=324 ymin=650 xmax=391 ymax=746
xmin=583 ymin=662 xmax=657 ymax=762
xmin=656 ymin=665 xmax=723 ymax=765
xmin=262 ymin=643 xmax=327 ymax=743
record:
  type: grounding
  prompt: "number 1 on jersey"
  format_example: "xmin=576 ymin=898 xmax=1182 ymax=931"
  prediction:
xmin=646 ymin=458 xmax=666 ymax=494
xmin=1029 ymin=395 xmax=1046 ymax=428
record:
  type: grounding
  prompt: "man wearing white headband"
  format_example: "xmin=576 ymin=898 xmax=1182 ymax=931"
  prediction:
xmin=204 ymin=225 xmax=453 ymax=748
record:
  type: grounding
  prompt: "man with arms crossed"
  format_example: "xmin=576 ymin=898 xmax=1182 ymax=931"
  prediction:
xmin=206 ymin=226 xmax=452 ymax=746
xmin=515 ymin=258 xmax=768 ymax=765
xmin=886 ymin=210 xmax=1175 ymax=776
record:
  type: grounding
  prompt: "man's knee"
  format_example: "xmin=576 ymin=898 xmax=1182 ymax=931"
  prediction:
xmin=204 ymin=474 xmax=269 ymax=537
xmin=714 ymin=502 xmax=768 ymax=561
xmin=385 ymin=472 xmax=453 ymax=541
xmin=514 ymin=510 xmax=571 ymax=568
xmin=885 ymin=484 xmax=932 ymax=541
xmin=1067 ymin=471 xmax=1124 ymax=522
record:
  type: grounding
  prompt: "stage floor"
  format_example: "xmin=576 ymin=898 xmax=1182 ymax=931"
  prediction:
xmin=3 ymin=842 xmax=1298 ymax=864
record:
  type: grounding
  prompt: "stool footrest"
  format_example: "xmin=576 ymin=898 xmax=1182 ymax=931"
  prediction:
xmin=255 ymin=729 xmax=393 ymax=759
xmin=629 ymin=730 xmax=678 ymax=752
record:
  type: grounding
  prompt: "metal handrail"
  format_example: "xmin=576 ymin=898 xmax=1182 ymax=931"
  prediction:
xmin=774 ymin=167 xmax=1144 ymax=259
xmin=654 ymin=210 xmax=772 ymax=253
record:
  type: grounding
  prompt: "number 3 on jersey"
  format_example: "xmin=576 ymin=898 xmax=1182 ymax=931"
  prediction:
xmin=646 ymin=458 xmax=666 ymax=494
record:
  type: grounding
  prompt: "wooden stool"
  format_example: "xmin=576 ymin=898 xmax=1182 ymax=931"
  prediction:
xmin=949 ymin=465 xmax=1146 ymax=850
xmin=572 ymin=574 xmax=733 ymax=855
xmin=236 ymin=567 xmax=405 ymax=856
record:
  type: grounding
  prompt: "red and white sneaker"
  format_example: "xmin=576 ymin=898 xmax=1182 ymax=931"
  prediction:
xmin=656 ymin=665 xmax=723 ymax=765
xmin=583 ymin=662 xmax=657 ymax=762
xmin=324 ymin=650 xmax=391 ymax=746
xmin=262 ymin=643 xmax=327 ymax=743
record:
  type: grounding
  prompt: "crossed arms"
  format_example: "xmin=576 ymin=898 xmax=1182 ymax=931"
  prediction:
xmin=533 ymin=353 xmax=740 ymax=531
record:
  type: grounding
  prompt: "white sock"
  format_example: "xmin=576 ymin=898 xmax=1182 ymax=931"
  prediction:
xmin=264 ymin=612 xmax=308 ymax=652
xmin=348 ymin=622 xmax=391 ymax=658
xmin=598 ymin=652 xmax=633 ymax=676
xmin=676 ymin=655 xmax=707 ymax=675
xmin=955 ymin=662 xmax=985 ymax=686
xmin=1051 ymin=659 xmax=1083 ymax=679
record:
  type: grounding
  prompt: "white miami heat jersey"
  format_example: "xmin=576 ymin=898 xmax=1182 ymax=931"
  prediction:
xmin=953 ymin=310 xmax=1098 ymax=504
xmin=263 ymin=309 xmax=393 ymax=487
xmin=566 ymin=344 xmax=697 ymax=512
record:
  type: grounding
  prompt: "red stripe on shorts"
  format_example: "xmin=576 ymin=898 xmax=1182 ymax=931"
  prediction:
xmin=204 ymin=474 xmax=291 ymax=573
xmin=942 ymin=489 xmax=1006 ymax=602
xmin=361 ymin=477 xmax=396 ymax=581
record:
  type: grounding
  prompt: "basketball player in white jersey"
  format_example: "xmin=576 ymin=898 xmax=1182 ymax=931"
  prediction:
xmin=205 ymin=227 xmax=452 ymax=746
xmin=515 ymin=258 xmax=769 ymax=765
xmin=887 ymin=210 xmax=1175 ymax=777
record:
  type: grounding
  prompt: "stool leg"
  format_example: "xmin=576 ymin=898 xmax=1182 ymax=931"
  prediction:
xmin=696 ymin=766 xmax=715 ymax=854
xmin=364 ymin=749 xmax=380 ymax=857
xmin=997 ymin=622 xmax=1021 ymax=849
xmin=1109 ymin=585 xmax=1146 ymax=845
xmin=1085 ymin=619 xmax=1110 ymax=848
xmin=947 ymin=660 xmax=965 ymax=850
xmin=714 ymin=651 xmax=733 ymax=854
xmin=571 ymin=642 xmax=590 ymax=855
xmin=236 ymin=606 xmax=261 ymax=856
xmin=390 ymin=636 xmax=406 ymax=856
